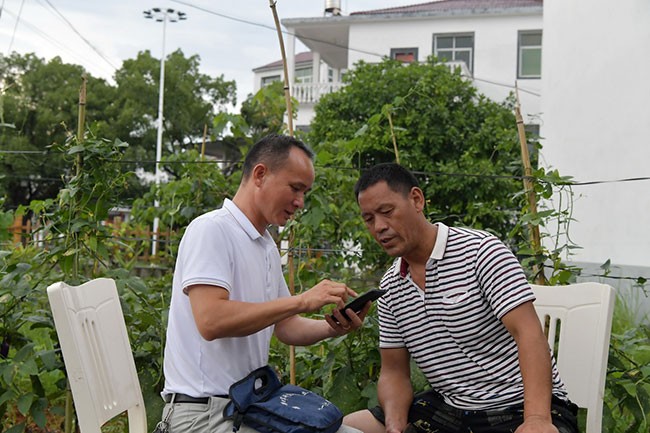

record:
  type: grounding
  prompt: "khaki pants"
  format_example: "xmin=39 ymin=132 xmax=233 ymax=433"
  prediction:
xmin=162 ymin=397 xmax=362 ymax=433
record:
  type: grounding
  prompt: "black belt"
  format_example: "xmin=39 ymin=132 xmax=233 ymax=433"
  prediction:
xmin=165 ymin=393 xmax=228 ymax=404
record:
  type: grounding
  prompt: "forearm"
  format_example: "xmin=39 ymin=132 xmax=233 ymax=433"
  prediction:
xmin=275 ymin=316 xmax=335 ymax=346
xmin=191 ymin=293 xmax=306 ymax=340
xmin=518 ymin=334 xmax=554 ymax=421
xmin=502 ymin=302 xmax=558 ymax=433
xmin=378 ymin=371 xmax=413 ymax=433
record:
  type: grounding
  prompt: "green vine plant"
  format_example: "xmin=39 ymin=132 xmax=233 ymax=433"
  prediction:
xmin=510 ymin=167 xmax=582 ymax=285
xmin=0 ymin=129 xmax=163 ymax=433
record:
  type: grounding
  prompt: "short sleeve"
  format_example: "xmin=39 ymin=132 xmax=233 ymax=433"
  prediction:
xmin=475 ymin=236 xmax=535 ymax=319
xmin=177 ymin=217 xmax=234 ymax=293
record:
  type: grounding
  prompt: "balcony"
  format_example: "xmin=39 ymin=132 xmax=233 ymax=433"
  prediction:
xmin=289 ymin=61 xmax=469 ymax=106
xmin=291 ymin=82 xmax=344 ymax=104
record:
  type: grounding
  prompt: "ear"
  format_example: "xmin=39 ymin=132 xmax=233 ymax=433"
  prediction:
xmin=251 ymin=163 xmax=267 ymax=187
xmin=409 ymin=187 xmax=426 ymax=212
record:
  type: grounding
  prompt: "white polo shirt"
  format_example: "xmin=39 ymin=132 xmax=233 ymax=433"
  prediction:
xmin=163 ymin=199 xmax=291 ymax=397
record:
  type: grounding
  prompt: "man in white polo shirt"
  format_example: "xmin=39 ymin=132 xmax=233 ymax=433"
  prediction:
xmin=160 ymin=134 xmax=368 ymax=433
xmin=344 ymin=163 xmax=578 ymax=433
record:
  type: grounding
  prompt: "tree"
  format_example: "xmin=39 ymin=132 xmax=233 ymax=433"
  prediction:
xmin=305 ymin=58 xmax=524 ymax=260
xmin=0 ymin=53 xmax=116 ymax=209
xmin=106 ymin=49 xmax=237 ymax=169
xmin=0 ymin=50 xmax=238 ymax=209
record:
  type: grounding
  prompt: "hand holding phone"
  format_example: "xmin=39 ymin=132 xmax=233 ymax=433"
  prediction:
xmin=336 ymin=289 xmax=387 ymax=322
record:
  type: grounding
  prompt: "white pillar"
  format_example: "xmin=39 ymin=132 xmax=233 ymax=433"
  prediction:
xmin=312 ymin=51 xmax=321 ymax=83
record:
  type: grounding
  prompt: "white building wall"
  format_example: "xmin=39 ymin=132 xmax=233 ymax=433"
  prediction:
xmin=347 ymin=14 xmax=543 ymax=120
xmin=540 ymin=0 xmax=650 ymax=268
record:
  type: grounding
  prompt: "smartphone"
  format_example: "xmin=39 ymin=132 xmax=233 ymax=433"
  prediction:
xmin=336 ymin=289 xmax=387 ymax=322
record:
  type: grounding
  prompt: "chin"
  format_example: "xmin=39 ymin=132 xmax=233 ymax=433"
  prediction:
xmin=381 ymin=245 xmax=402 ymax=257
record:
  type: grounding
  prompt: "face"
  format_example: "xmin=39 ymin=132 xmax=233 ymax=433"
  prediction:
xmin=255 ymin=147 xmax=315 ymax=227
xmin=358 ymin=181 xmax=424 ymax=258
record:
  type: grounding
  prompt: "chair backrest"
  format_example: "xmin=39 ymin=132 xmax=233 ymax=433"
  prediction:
xmin=47 ymin=278 xmax=147 ymax=433
xmin=530 ymin=282 xmax=615 ymax=433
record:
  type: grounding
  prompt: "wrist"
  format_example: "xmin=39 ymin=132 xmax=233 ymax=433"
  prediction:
xmin=524 ymin=413 xmax=552 ymax=423
xmin=293 ymin=292 xmax=308 ymax=314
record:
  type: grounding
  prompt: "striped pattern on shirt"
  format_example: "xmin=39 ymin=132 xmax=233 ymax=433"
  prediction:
xmin=377 ymin=224 xmax=568 ymax=410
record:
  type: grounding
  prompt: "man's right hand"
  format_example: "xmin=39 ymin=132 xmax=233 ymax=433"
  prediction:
xmin=297 ymin=279 xmax=357 ymax=312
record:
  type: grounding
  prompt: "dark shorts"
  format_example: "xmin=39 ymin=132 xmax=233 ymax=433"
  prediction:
xmin=369 ymin=390 xmax=579 ymax=433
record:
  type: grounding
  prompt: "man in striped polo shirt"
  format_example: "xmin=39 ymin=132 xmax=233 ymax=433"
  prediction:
xmin=344 ymin=163 xmax=578 ymax=433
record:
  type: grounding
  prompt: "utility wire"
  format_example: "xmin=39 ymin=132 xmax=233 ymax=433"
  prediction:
xmin=1 ymin=6 xmax=114 ymax=76
xmin=170 ymin=0 xmax=541 ymax=97
xmin=2 ymin=151 xmax=649 ymax=187
xmin=5 ymin=233 xmax=647 ymax=285
xmin=39 ymin=0 xmax=118 ymax=70
xmin=6 ymin=0 xmax=26 ymax=54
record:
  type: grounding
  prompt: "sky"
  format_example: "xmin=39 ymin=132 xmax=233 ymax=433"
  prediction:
xmin=1 ymin=0 xmax=422 ymax=108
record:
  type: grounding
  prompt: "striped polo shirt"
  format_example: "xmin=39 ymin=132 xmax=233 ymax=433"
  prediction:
xmin=377 ymin=223 xmax=568 ymax=410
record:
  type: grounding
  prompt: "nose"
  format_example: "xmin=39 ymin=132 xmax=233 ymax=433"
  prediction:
xmin=373 ymin=215 xmax=388 ymax=233
xmin=293 ymin=192 xmax=305 ymax=209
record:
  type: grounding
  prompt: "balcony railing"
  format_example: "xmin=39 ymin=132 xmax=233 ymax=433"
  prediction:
xmin=291 ymin=82 xmax=343 ymax=104
xmin=288 ymin=61 xmax=469 ymax=105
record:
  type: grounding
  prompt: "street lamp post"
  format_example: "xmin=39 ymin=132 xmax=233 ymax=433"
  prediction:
xmin=143 ymin=7 xmax=186 ymax=255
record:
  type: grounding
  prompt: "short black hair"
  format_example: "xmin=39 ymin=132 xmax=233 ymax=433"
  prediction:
xmin=354 ymin=163 xmax=420 ymax=200
xmin=242 ymin=134 xmax=314 ymax=179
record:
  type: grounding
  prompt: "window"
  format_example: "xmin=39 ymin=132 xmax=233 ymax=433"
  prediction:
xmin=294 ymin=67 xmax=313 ymax=84
xmin=518 ymin=30 xmax=542 ymax=78
xmin=433 ymin=33 xmax=474 ymax=73
xmin=390 ymin=47 xmax=418 ymax=63
xmin=261 ymin=75 xmax=281 ymax=87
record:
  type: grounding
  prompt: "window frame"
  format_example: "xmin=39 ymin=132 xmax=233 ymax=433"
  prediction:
xmin=260 ymin=74 xmax=281 ymax=87
xmin=432 ymin=32 xmax=475 ymax=74
xmin=517 ymin=30 xmax=542 ymax=79
xmin=294 ymin=66 xmax=313 ymax=84
xmin=390 ymin=47 xmax=419 ymax=63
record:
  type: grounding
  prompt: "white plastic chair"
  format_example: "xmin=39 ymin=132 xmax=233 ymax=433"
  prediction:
xmin=531 ymin=282 xmax=615 ymax=433
xmin=47 ymin=278 xmax=147 ymax=433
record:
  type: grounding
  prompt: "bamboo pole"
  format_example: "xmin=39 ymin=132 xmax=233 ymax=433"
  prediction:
xmin=268 ymin=0 xmax=294 ymax=137
xmin=76 ymin=75 xmax=87 ymax=176
xmin=63 ymin=73 xmax=88 ymax=433
xmin=514 ymin=84 xmax=545 ymax=285
xmin=268 ymin=0 xmax=297 ymax=385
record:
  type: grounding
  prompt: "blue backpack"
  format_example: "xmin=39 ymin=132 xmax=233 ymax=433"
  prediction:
xmin=223 ymin=365 xmax=343 ymax=433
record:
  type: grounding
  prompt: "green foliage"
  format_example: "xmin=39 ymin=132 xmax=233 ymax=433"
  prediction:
xmin=0 ymin=203 xmax=14 ymax=243
xmin=603 ymin=288 xmax=650 ymax=433
xmin=108 ymin=49 xmax=237 ymax=159
xmin=0 ymin=50 xmax=238 ymax=209
xmin=239 ymin=80 xmax=294 ymax=142
xmin=0 ymin=53 xmax=115 ymax=209
xmin=129 ymin=148 xmax=236 ymax=262
xmin=0 ymin=243 xmax=64 ymax=431
xmin=309 ymin=58 xmax=524 ymax=242
xmin=509 ymin=167 xmax=583 ymax=284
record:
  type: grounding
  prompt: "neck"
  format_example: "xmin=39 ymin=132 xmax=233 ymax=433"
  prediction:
xmin=403 ymin=222 xmax=438 ymax=267
xmin=232 ymin=189 xmax=267 ymax=235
